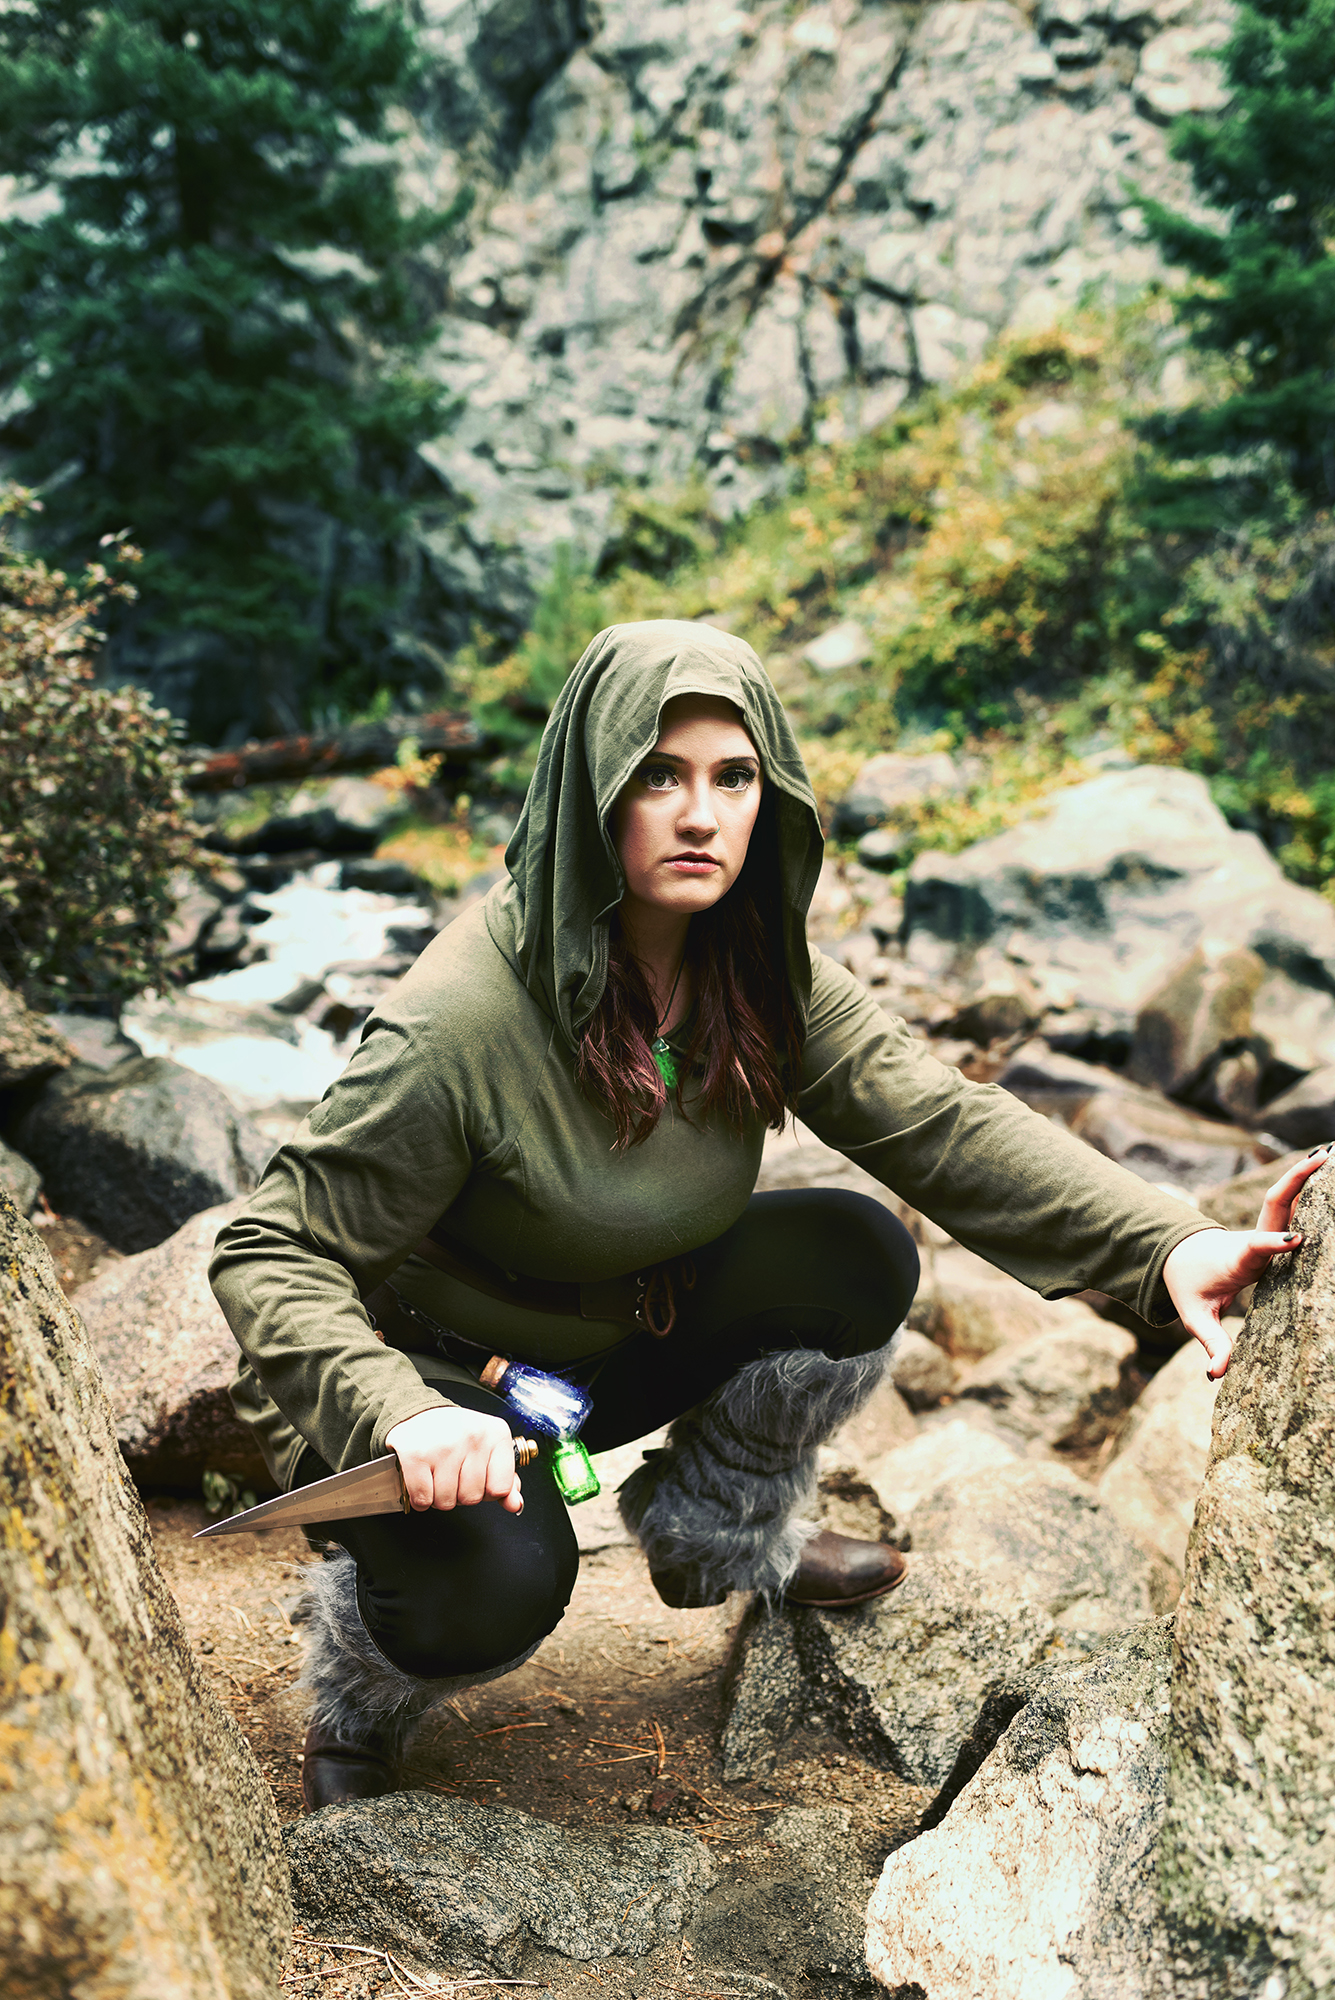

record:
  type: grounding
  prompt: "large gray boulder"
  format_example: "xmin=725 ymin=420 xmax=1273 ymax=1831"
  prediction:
xmin=720 ymin=1558 xmax=1055 ymax=1792
xmin=908 ymin=1460 xmax=1155 ymax=1636
xmin=903 ymin=767 xmax=1335 ymax=1030
xmin=231 ymin=774 xmax=404 ymax=855
xmin=865 ymin=1414 xmax=1020 ymax=1523
xmin=9 ymin=1055 xmax=270 ymax=1251
xmin=73 ymin=1198 xmax=268 ymax=1489
xmin=0 ymin=1191 xmax=291 ymax=1997
xmin=1159 ymin=1155 xmax=1335 ymax=1994
xmin=910 ymin=1240 xmax=1059 ymax=1361
xmin=284 ymin=1791 xmax=714 ymax=1975
xmin=866 ymin=1620 xmax=1174 ymax=2000
xmin=1129 ymin=944 xmax=1335 ymax=1124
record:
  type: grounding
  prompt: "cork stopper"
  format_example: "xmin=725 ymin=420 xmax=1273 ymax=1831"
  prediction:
xmin=480 ymin=1355 xmax=510 ymax=1392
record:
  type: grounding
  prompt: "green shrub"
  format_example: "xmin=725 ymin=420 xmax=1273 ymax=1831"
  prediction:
xmin=0 ymin=489 xmax=199 ymax=1004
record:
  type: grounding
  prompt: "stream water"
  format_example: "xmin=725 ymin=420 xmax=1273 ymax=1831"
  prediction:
xmin=123 ymin=861 xmax=437 ymax=1141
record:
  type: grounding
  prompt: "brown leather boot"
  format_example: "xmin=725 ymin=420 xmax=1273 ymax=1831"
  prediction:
xmin=300 ymin=1721 xmax=396 ymax=1812
xmin=782 ymin=1531 xmax=907 ymax=1608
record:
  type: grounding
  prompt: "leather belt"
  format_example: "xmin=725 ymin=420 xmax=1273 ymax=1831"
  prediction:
xmin=411 ymin=1226 xmax=643 ymax=1326
xmin=406 ymin=1225 xmax=696 ymax=1338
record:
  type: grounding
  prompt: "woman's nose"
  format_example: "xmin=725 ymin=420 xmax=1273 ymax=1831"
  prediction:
xmin=676 ymin=783 xmax=718 ymax=835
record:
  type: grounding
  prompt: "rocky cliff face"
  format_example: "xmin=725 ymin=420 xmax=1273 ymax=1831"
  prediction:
xmin=407 ymin=0 xmax=1228 ymax=636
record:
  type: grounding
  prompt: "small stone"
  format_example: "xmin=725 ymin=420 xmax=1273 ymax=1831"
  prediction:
xmin=0 ymin=1136 xmax=40 ymax=1215
xmin=889 ymin=1328 xmax=958 ymax=1410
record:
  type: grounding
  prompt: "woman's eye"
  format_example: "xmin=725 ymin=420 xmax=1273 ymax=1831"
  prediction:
xmin=718 ymin=766 xmax=757 ymax=791
xmin=641 ymin=765 xmax=677 ymax=790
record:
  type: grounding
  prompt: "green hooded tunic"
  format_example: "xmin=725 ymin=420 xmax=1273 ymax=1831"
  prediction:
xmin=210 ymin=621 xmax=1213 ymax=1490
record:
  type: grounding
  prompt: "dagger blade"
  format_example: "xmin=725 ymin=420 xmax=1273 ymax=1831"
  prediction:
xmin=192 ymin=1436 xmax=541 ymax=1539
xmin=193 ymin=1454 xmax=408 ymax=1538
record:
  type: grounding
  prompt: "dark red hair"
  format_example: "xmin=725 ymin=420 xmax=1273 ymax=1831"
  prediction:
xmin=575 ymin=791 xmax=806 ymax=1150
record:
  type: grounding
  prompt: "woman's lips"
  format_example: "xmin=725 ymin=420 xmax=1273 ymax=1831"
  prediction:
xmin=666 ymin=854 xmax=720 ymax=874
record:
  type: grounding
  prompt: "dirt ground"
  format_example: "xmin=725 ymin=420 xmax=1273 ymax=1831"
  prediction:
xmin=148 ymin=1497 xmax=930 ymax=2000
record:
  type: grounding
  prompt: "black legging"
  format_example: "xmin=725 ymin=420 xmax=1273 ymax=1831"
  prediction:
xmin=295 ymin=1189 xmax=919 ymax=1679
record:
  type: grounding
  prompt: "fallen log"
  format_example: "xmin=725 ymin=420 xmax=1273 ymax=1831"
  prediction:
xmin=185 ymin=708 xmax=484 ymax=791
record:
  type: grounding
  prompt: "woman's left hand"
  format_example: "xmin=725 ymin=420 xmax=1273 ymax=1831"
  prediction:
xmin=1162 ymin=1149 xmax=1327 ymax=1379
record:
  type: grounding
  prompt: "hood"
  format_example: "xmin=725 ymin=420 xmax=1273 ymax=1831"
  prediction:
xmin=485 ymin=619 xmax=825 ymax=1050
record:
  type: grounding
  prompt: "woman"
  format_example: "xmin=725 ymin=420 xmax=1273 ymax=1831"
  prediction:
xmin=210 ymin=620 xmax=1317 ymax=1811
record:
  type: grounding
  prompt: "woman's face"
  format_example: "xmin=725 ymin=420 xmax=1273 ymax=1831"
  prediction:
xmin=612 ymin=694 xmax=763 ymax=923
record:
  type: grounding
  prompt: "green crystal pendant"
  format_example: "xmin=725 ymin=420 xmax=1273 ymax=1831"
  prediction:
xmin=651 ymin=1036 xmax=678 ymax=1088
xmin=550 ymin=1437 xmax=601 ymax=1504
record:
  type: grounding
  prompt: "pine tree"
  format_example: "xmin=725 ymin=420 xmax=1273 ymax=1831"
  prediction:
xmin=1139 ymin=0 xmax=1335 ymax=512
xmin=0 ymin=0 xmax=457 ymax=737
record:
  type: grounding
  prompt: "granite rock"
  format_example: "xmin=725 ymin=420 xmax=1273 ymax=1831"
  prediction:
xmin=0 ymin=1191 xmax=291 ymax=1997
xmin=41 ymin=1010 xmax=143 ymax=1071
xmin=888 ymin=1326 xmax=959 ymax=1410
xmin=1259 ymin=1061 xmax=1335 ymax=1150
xmin=284 ymin=1791 xmax=714 ymax=1974
xmin=0 ymin=980 xmax=72 ymax=1086
xmin=1196 ymin=1152 xmax=1304 ymax=1231
xmin=720 ymin=1555 xmax=1055 ymax=1794
xmin=792 ymin=1556 xmax=1057 ymax=1790
xmin=954 ymin=1305 xmax=1139 ymax=1449
xmin=128 ymin=0 xmax=1238 ymax=716
xmin=9 ymin=1056 xmax=270 ymax=1252
xmin=866 ymin=1619 xmax=1175 ymax=2000
xmin=903 ymin=767 xmax=1335 ymax=1030
xmin=910 ymin=1241 xmax=1058 ymax=1361
xmin=832 ymin=750 xmax=970 ymax=840
xmin=1073 ymin=1086 xmax=1277 ymax=1194
xmin=1098 ymin=1337 xmax=1218 ymax=1584
xmin=1158 ymin=1154 xmax=1335 ymax=1994
xmin=909 ymin=1459 xmax=1156 ymax=1635
xmin=865 ymin=1414 xmax=1020 ymax=1522
xmin=72 ymin=1198 xmax=268 ymax=1489
xmin=0 ymin=1134 xmax=39 ymax=1214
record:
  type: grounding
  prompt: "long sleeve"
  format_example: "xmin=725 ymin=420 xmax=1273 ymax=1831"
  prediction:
xmin=209 ymin=985 xmax=483 ymax=1474
xmin=797 ymin=949 xmax=1216 ymax=1322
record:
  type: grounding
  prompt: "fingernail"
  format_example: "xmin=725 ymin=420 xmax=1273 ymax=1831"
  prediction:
xmin=1308 ymin=1145 xmax=1331 ymax=1157
xmin=1283 ymin=1232 xmax=1302 ymax=1244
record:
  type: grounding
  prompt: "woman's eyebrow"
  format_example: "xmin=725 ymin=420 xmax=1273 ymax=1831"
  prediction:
xmin=642 ymin=750 xmax=759 ymax=766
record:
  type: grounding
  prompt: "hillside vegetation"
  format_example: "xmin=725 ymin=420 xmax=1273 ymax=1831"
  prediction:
xmin=454 ymin=307 xmax=1335 ymax=904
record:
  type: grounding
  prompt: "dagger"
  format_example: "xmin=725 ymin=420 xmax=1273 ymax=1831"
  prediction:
xmin=193 ymin=1438 xmax=541 ymax=1540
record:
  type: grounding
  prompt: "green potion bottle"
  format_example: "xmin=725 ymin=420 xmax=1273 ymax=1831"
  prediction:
xmin=550 ymin=1437 xmax=601 ymax=1504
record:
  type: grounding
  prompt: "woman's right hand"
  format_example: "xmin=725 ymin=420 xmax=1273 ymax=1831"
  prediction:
xmin=384 ymin=1405 xmax=524 ymax=1514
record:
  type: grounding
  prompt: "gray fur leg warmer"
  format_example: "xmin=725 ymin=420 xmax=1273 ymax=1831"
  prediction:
xmin=617 ymin=1338 xmax=898 ymax=1604
xmin=298 ymin=1550 xmax=541 ymax=1760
